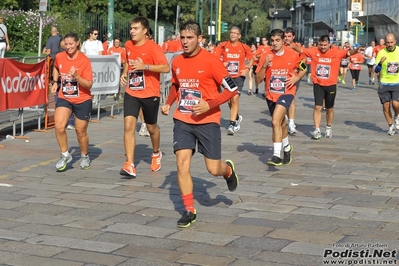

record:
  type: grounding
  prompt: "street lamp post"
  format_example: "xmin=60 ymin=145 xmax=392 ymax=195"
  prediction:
xmin=273 ymin=10 xmax=278 ymax=30
xmin=245 ymin=17 xmax=249 ymax=44
xmin=254 ymin=15 xmax=258 ymax=41
xmin=310 ymin=1 xmax=315 ymax=43
xmin=290 ymin=6 xmax=295 ymax=28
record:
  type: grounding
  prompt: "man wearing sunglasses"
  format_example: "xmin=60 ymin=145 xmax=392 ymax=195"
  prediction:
xmin=81 ymin=28 xmax=103 ymax=55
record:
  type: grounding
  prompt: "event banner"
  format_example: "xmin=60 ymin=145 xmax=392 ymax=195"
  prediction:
xmin=88 ymin=55 xmax=120 ymax=95
xmin=0 ymin=58 xmax=47 ymax=112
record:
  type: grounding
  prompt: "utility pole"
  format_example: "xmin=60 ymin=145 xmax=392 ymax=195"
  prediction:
xmin=107 ymin=0 xmax=114 ymax=45
xmin=217 ymin=0 xmax=222 ymax=42
xmin=199 ymin=0 xmax=204 ymax=32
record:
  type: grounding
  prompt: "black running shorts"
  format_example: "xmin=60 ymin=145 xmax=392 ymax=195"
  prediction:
xmin=313 ymin=83 xmax=337 ymax=109
xmin=56 ymin=98 xmax=92 ymax=121
xmin=173 ymin=119 xmax=222 ymax=160
xmin=123 ymin=93 xmax=160 ymax=125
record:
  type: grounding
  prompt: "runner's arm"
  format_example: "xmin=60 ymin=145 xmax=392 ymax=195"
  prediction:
xmin=206 ymin=76 xmax=238 ymax=109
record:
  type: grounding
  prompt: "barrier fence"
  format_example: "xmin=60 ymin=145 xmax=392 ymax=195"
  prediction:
xmin=0 ymin=52 xmax=181 ymax=147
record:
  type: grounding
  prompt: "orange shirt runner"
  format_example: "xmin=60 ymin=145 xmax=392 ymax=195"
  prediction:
xmin=256 ymin=47 xmax=302 ymax=102
xmin=215 ymin=41 xmax=252 ymax=78
xmin=349 ymin=53 xmax=364 ymax=70
xmin=169 ymin=49 xmax=237 ymax=125
xmin=108 ymin=46 xmax=126 ymax=65
xmin=54 ymin=52 xmax=93 ymax=104
xmin=302 ymin=48 xmax=348 ymax=86
xmin=124 ymin=39 xmax=168 ymax=98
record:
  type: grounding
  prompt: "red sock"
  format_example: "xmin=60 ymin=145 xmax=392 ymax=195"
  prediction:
xmin=224 ymin=165 xmax=231 ymax=178
xmin=181 ymin=193 xmax=194 ymax=212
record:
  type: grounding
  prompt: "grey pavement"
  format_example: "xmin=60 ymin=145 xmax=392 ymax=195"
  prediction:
xmin=0 ymin=69 xmax=398 ymax=266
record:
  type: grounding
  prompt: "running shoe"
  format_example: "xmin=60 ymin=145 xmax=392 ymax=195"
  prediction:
xmin=248 ymin=90 xmax=253 ymax=95
xmin=341 ymin=80 xmax=346 ymax=84
xmin=150 ymin=151 xmax=162 ymax=172
xmin=395 ymin=117 xmax=399 ymax=130
xmin=227 ymin=125 xmax=235 ymax=135
xmin=225 ymin=160 xmax=239 ymax=192
xmin=236 ymin=115 xmax=243 ymax=125
xmin=267 ymin=155 xmax=282 ymax=166
xmin=66 ymin=124 xmax=75 ymax=130
xmin=356 ymin=82 xmax=360 ymax=86
xmin=55 ymin=153 xmax=72 ymax=172
xmin=120 ymin=162 xmax=137 ymax=178
xmin=282 ymin=145 xmax=293 ymax=165
xmin=139 ymin=123 xmax=147 ymax=136
xmin=177 ymin=209 xmax=197 ymax=228
xmin=79 ymin=154 xmax=91 ymax=170
xmin=325 ymin=127 xmax=332 ymax=138
xmin=311 ymin=129 xmax=322 ymax=140
xmin=352 ymin=86 xmax=356 ymax=91
xmin=387 ymin=125 xmax=395 ymax=136
xmin=288 ymin=123 xmax=297 ymax=135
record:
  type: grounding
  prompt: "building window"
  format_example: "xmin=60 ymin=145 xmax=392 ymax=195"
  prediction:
xmin=283 ymin=19 xmax=287 ymax=28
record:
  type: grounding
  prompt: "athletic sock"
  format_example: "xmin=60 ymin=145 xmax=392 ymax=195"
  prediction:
xmin=181 ymin=193 xmax=194 ymax=212
xmin=273 ymin=142 xmax=282 ymax=158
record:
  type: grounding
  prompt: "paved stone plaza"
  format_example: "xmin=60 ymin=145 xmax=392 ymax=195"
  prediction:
xmin=0 ymin=70 xmax=398 ymax=266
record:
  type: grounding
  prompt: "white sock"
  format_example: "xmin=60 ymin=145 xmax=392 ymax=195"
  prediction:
xmin=61 ymin=151 xmax=70 ymax=157
xmin=273 ymin=142 xmax=282 ymax=158
xmin=315 ymin=127 xmax=320 ymax=132
xmin=289 ymin=119 xmax=295 ymax=125
xmin=282 ymin=137 xmax=289 ymax=149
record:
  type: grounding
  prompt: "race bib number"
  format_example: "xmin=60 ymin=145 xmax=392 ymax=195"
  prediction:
xmin=178 ymin=88 xmax=202 ymax=113
xmin=270 ymin=76 xmax=286 ymax=94
xmin=352 ymin=64 xmax=360 ymax=69
xmin=128 ymin=70 xmax=145 ymax=90
xmin=387 ymin=62 xmax=399 ymax=75
xmin=316 ymin=64 xmax=331 ymax=79
xmin=341 ymin=58 xmax=349 ymax=66
xmin=62 ymin=79 xmax=79 ymax=98
xmin=227 ymin=61 xmax=239 ymax=75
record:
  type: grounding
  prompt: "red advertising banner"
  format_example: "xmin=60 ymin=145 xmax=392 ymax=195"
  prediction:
xmin=0 ymin=58 xmax=48 ymax=112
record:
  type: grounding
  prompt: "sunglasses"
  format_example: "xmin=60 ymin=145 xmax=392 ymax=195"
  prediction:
xmin=93 ymin=33 xmax=98 ymax=36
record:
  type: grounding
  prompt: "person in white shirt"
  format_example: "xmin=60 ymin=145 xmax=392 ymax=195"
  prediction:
xmin=364 ymin=41 xmax=376 ymax=85
xmin=81 ymin=28 xmax=103 ymax=55
xmin=0 ymin=16 xmax=10 ymax=58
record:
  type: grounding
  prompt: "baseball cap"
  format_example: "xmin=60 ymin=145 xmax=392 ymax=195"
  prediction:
xmin=352 ymin=43 xmax=361 ymax=49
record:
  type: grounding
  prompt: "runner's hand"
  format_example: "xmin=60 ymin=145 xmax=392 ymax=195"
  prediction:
xmin=161 ymin=104 xmax=171 ymax=115
xmin=192 ymin=97 xmax=210 ymax=116
xmin=120 ymin=74 xmax=127 ymax=87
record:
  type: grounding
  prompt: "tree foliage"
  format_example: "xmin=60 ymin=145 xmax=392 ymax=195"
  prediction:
xmin=1 ymin=0 xmax=297 ymax=46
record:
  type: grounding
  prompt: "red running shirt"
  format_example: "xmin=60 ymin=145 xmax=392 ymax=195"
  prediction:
xmin=54 ymin=52 xmax=93 ymax=104
xmin=124 ymin=39 xmax=168 ymax=98
xmin=215 ymin=41 xmax=252 ymax=78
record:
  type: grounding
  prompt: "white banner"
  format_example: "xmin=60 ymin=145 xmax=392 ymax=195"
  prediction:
xmin=88 ymin=55 xmax=121 ymax=95
xmin=39 ymin=0 xmax=47 ymax=12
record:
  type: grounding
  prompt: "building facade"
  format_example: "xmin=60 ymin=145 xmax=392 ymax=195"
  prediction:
xmin=292 ymin=0 xmax=399 ymax=45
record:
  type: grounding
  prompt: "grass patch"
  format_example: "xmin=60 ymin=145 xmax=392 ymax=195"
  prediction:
xmin=5 ymin=51 xmax=42 ymax=61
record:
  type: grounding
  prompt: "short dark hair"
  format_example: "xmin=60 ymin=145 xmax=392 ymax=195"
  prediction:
xmin=318 ymin=35 xmax=330 ymax=42
xmin=180 ymin=21 xmax=202 ymax=36
xmin=284 ymin=27 xmax=295 ymax=36
xmin=270 ymin=29 xmax=284 ymax=39
xmin=131 ymin=16 xmax=150 ymax=36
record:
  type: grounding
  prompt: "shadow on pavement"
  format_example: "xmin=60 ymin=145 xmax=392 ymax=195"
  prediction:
xmin=159 ymin=171 xmax=233 ymax=214
xmin=344 ymin=120 xmax=384 ymax=133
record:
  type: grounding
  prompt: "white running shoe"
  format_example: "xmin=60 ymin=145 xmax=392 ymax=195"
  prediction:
xmin=288 ymin=123 xmax=297 ymax=135
xmin=325 ymin=127 xmax=332 ymax=138
xmin=395 ymin=117 xmax=399 ymax=130
xmin=387 ymin=125 xmax=395 ymax=136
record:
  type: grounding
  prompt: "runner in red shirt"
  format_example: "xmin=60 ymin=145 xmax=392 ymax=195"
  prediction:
xmin=161 ymin=21 xmax=239 ymax=228
xmin=373 ymin=38 xmax=386 ymax=82
xmin=119 ymin=16 xmax=170 ymax=178
xmin=284 ymin=27 xmax=307 ymax=135
xmin=108 ymin=37 xmax=126 ymax=100
xmin=51 ymin=32 xmax=93 ymax=172
xmin=253 ymin=37 xmax=270 ymax=94
xmin=349 ymin=46 xmax=364 ymax=90
xmin=291 ymin=35 xmax=363 ymax=139
xmin=215 ymin=26 xmax=253 ymax=135
xmin=255 ymin=29 xmax=306 ymax=166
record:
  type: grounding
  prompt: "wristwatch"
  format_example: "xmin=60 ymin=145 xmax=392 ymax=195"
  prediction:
xmin=145 ymin=65 xmax=150 ymax=70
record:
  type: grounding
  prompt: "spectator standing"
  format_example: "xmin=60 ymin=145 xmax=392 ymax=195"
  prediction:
xmin=0 ymin=16 xmax=10 ymax=58
xmin=81 ymin=28 xmax=103 ymax=55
